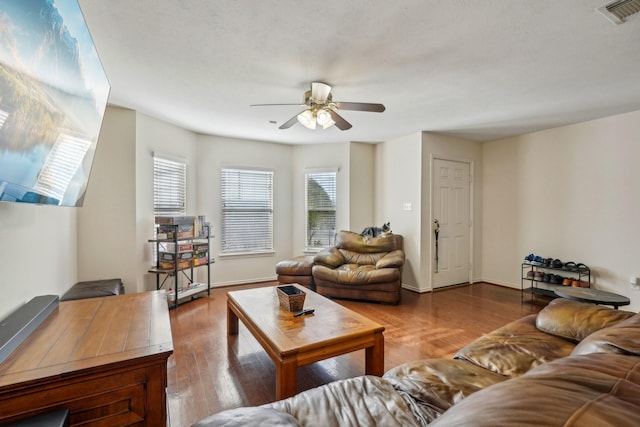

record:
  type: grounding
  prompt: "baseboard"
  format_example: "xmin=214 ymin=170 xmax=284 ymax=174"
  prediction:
xmin=401 ymin=283 xmax=427 ymax=293
xmin=480 ymin=279 xmax=520 ymax=289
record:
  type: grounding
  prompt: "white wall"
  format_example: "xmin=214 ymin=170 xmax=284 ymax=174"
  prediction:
xmin=375 ymin=132 xmax=422 ymax=290
xmin=7 ymin=102 xmax=637 ymax=321
xmin=79 ymin=108 xmax=201 ymax=294
xmin=78 ymin=106 xmax=137 ymax=289
xmin=0 ymin=204 xmax=78 ymax=318
xmin=421 ymin=133 xmax=483 ymax=291
xmin=136 ymin=113 xmax=199 ymax=292
xmin=349 ymin=142 xmax=375 ymax=233
xmin=197 ymin=135 xmax=293 ymax=285
xmin=482 ymin=110 xmax=640 ymax=311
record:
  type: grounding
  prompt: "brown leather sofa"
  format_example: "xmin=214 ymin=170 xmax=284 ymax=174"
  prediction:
xmin=193 ymin=298 xmax=640 ymax=426
xmin=311 ymin=230 xmax=405 ymax=304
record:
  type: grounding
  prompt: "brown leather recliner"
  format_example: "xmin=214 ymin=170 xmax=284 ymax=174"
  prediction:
xmin=312 ymin=230 xmax=405 ymax=304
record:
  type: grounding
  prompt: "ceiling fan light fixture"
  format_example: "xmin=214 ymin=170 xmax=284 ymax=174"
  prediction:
xmin=297 ymin=110 xmax=316 ymax=129
xmin=316 ymin=108 xmax=333 ymax=127
xmin=321 ymin=118 xmax=335 ymax=130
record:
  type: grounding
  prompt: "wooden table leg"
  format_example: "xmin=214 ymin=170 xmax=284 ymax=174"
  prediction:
xmin=227 ymin=301 xmax=239 ymax=335
xmin=365 ymin=332 xmax=384 ymax=376
xmin=275 ymin=358 xmax=298 ymax=400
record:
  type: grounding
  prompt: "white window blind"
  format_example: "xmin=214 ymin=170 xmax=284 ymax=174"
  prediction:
xmin=305 ymin=171 xmax=336 ymax=251
xmin=153 ymin=155 xmax=187 ymax=216
xmin=221 ymin=168 xmax=273 ymax=255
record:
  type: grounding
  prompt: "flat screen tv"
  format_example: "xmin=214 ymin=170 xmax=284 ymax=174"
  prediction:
xmin=0 ymin=0 xmax=110 ymax=206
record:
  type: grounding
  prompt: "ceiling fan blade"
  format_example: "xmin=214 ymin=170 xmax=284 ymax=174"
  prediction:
xmin=251 ymin=103 xmax=304 ymax=107
xmin=311 ymin=82 xmax=332 ymax=102
xmin=336 ymin=102 xmax=385 ymax=113
xmin=278 ymin=112 xmax=302 ymax=129
xmin=328 ymin=110 xmax=352 ymax=131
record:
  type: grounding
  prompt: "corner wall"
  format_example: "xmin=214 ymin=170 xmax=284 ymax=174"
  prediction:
xmin=482 ymin=110 xmax=640 ymax=311
xmin=375 ymin=132 xmax=422 ymax=290
xmin=349 ymin=142 xmax=375 ymax=233
xmin=136 ymin=113 xmax=199 ymax=292
xmin=78 ymin=106 xmax=137 ymax=289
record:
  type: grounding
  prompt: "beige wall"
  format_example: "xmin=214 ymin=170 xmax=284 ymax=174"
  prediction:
xmin=78 ymin=106 xmax=137 ymax=289
xmin=349 ymin=142 xmax=375 ymax=234
xmin=4 ymin=105 xmax=639 ymax=320
xmin=482 ymin=110 xmax=640 ymax=311
xmin=197 ymin=135 xmax=293 ymax=285
xmin=375 ymin=132 xmax=422 ymax=290
xmin=79 ymin=107 xmax=201 ymax=294
xmin=135 ymin=112 xmax=199 ymax=292
xmin=0 ymin=203 xmax=78 ymax=318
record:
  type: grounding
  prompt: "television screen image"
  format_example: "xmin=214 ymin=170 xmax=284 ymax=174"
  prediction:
xmin=0 ymin=0 xmax=110 ymax=206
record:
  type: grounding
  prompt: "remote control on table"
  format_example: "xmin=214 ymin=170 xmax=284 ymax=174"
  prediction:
xmin=293 ymin=308 xmax=315 ymax=317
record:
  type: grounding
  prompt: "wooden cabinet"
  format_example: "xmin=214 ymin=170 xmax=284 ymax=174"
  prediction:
xmin=0 ymin=291 xmax=173 ymax=426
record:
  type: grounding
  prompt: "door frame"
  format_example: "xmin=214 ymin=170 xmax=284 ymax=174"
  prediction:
xmin=430 ymin=155 xmax=475 ymax=289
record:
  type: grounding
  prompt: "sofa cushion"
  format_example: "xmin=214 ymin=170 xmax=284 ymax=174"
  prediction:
xmin=275 ymin=256 xmax=315 ymax=276
xmin=192 ymin=407 xmax=300 ymax=427
xmin=60 ymin=278 xmax=124 ymax=301
xmin=313 ymin=264 xmax=400 ymax=285
xmin=454 ymin=314 xmax=575 ymax=377
xmin=535 ymin=298 xmax=634 ymax=342
xmin=335 ymin=230 xmax=401 ymax=253
xmin=265 ymin=375 xmax=425 ymax=427
xmin=572 ymin=313 xmax=640 ymax=356
xmin=383 ymin=359 xmax=508 ymax=422
xmin=429 ymin=353 xmax=640 ymax=427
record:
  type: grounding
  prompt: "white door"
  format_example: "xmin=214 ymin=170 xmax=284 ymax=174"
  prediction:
xmin=433 ymin=159 xmax=471 ymax=288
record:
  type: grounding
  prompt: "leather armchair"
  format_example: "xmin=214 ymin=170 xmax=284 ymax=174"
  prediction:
xmin=312 ymin=230 xmax=405 ymax=304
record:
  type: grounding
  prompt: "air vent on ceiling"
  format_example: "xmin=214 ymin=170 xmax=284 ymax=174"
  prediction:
xmin=597 ymin=0 xmax=640 ymax=24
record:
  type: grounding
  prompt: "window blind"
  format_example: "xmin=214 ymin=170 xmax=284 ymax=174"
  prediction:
xmin=221 ymin=168 xmax=273 ymax=254
xmin=305 ymin=171 xmax=336 ymax=250
xmin=153 ymin=156 xmax=187 ymax=216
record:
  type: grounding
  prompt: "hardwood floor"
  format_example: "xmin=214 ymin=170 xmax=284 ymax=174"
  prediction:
xmin=167 ymin=282 xmax=548 ymax=427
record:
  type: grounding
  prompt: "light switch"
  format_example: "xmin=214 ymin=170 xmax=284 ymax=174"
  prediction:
xmin=403 ymin=202 xmax=412 ymax=211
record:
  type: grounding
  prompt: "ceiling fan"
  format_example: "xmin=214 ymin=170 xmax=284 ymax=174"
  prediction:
xmin=251 ymin=82 xmax=385 ymax=131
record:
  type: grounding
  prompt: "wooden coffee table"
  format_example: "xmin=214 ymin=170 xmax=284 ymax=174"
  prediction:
xmin=227 ymin=284 xmax=385 ymax=399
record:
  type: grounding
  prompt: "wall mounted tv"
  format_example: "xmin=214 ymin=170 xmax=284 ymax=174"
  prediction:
xmin=0 ymin=0 xmax=110 ymax=207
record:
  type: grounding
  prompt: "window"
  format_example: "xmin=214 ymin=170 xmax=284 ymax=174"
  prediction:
xmin=153 ymin=154 xmax=187 ymax=216
xmin=305 ymin=170 xmax=336 ymax=251
xmin=221 ymin=168 xmax=273 ymax=255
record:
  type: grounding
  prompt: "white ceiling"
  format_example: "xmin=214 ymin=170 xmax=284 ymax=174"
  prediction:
xmin=78 ymin=0 xmax=640 ymax=145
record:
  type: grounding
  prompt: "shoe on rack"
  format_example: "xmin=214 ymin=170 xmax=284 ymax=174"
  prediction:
xmin=563 ymin=261 xmax=577 ymax=271
xmin=576 ymin=263 xmax=589 ymax=272
xmin=562 ymin=278 xmax=573 ymax=286
xmin=534 ymin=271 xmax=545 ymax=281
xmin=549 ymin=274 xmax=563 ymax=284
xmin=552 ymin=259 xmax=564 ymax=269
